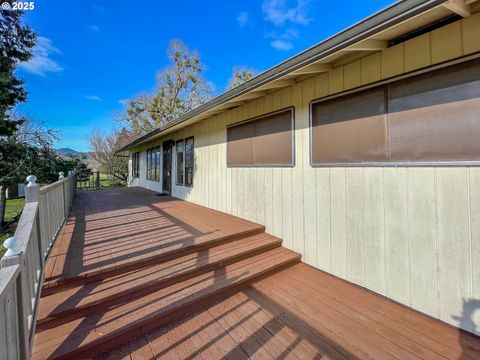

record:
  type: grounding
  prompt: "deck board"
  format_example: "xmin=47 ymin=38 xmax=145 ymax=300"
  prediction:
xmin=101 ymin=263 xmax=480 ymax=360
xmin=43 ymin=187 xmax=264 ymax=289
xmin=35 ymin=187 xmax=480 ymax=359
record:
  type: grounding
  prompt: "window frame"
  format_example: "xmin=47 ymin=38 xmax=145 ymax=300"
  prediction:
xmin=146 ymin=149 xmax=151 ymax=180
xmin=184 ymin=136 xmax=194 ymax=188
xmin=155 ymin=146 xmax=161 ymax=182
xmin=226 ymin=107 xmax=296 ymax=168
xmin=146 ymin=146 xmax=161 ymax=181
xmin=175 ymin=139 xmax=185 ymax=186
xmin=309 ymin=55 xmax=480 ymax=168
xmin=131 ymin=152 xmax=139 ymax=178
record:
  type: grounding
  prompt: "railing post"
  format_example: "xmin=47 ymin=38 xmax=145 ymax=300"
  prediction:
xmin=60 ymin=172 xmax=67 ymax=218
xmin=1 ymin=236 xmax=21 ymax=267
xmin=25 ymin=175 xmax=38 ymax=203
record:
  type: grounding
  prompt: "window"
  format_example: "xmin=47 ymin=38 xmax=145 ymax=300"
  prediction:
xmin=146 ymin=149 xmax=151 ymax=179
xmin=147 ymin=146 xmax=161 ymax=181
xmin=155 ymin=147 xmax=161 ymax=181
xmin=185 ymin=137 xmax=194 ymax=187
xmin=227 ymin=108 xmax=294 ymax=167
xmin=311 ymin=58 xmax=480 ymax=165
xmin=311 ymin=88 xmax=387 ymax=164
xmin=131 ymin=152 xmax=140 ymax=178
xmin=176 ymin=140 xmax=184 ymax=185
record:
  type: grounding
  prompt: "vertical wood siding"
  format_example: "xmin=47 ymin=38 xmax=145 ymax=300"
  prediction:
xmin=130 ymin=14 xmax=480 ymax=335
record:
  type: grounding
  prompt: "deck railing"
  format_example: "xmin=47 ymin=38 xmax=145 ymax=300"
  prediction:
xmin=0 ymin=172 xmax=76 ymax=359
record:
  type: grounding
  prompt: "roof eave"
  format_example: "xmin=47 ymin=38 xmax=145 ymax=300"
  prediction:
xmin=117 ymin=0 xmax=449 ymax=153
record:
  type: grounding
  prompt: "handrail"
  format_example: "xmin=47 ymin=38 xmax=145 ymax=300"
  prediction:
xmin=0 ymin=172 xmax=76 ymax=359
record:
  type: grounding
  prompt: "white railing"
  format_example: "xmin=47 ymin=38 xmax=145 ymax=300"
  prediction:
xmin=0 ymin=172 xmax=76 ymax=359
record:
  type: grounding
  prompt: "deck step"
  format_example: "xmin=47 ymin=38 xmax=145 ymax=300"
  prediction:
xmin=36 ymin=233 xmax=282 ymax=328
xmin=32 ymin=247 xmax=301 ymax=360
xmin=42 ymin=224 xmax=266 ymax=294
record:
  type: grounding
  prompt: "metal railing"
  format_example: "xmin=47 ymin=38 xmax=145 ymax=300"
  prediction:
xmin=0 ymin=172 xmax=76 ymax=359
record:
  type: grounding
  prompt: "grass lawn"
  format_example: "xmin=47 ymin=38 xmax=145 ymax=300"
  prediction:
xmin=77 ymin=173 xmax=126 ymax=190
xmin=0 ymin=197 xmax=26 ymax=257
xmin=4 ymin=197 xmax=25 ymax=222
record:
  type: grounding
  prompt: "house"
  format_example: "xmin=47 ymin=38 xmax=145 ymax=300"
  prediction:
xmin=119 ymin=0 xmax=480 ymax=337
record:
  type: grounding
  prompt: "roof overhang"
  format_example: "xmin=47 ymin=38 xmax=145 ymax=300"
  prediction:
xmin=118 ymin=0 xmax=475 ymax=153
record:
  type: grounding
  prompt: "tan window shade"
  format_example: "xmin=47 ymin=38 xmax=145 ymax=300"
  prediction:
xmin=227 ymin=108 xmax=294 ymax=167
xmin=311 ymin=88 xmax=387 ymax=164
xmin=227 ymin=122 xmax=254 ymax=166
xmin=388 ymin=60 xmax=480 ymax=162
xmin=310 ymin=58 xmax=480 ymax=166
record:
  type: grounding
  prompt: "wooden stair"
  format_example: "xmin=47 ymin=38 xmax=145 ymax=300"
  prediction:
xmin=33 ymin=229 xmax=300 ymax=359
xmin=42 ymin=224 xmax=266 ymax=294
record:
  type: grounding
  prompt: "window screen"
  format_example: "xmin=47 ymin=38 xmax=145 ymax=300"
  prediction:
xmin=311 ymin=58 xmax=480 ymax=165
xmin=227 ymin=108 xmax=294 ymax=167
xmin=311 ymin=88 xmax=387 ymax=164
xmin=185 ymin=137 xmax=194 ymax=187
xmin=176 ymin=140 xmax=184 ymax=185
xmin=388 ymin=59 xmax=480 ymax=162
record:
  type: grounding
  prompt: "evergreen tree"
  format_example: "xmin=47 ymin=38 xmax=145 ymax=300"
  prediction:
xmin=0 ymin=5 xmax=36 ymax=135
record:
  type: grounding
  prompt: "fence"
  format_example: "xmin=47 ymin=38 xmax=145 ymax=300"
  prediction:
xmin=76 ymin=171 xmax=125 ymax=191
xmin=0 ymin=172 xmax=75 ymax=359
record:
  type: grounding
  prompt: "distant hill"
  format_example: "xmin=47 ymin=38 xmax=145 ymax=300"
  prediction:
xmin=56 ymin=148 xmax=79 ymax=154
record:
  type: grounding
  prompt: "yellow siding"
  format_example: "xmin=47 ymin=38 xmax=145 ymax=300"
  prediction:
xmin=463 ymin=12 xmax=480 ymax=55
xmin=431 ymin=21 xmax=462 ymax=64
xmin=343 ymin=60 xmax=361 ymax=90
xmin=328 ymin=66 xmax=343 ymax=94
xmin=404 ymin=33 xmax=431 ymax=72
xmin=381 ymin=43 xmax=404 ymax=79
xmin=131 ymin=16 xmax=480 ymax=335
xmin=361 ymin=52 xmax=381 ymax=85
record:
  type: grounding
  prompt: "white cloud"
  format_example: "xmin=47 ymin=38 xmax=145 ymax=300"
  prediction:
xmin=85 ymin=95 xmax=102 ymax=101
xmin=236 ymin=12 xmax=249 ymax=28
xmin=262 ymin=0 xmax=311 ymax=26
xmin=266 ymin=28 xmax=298 ymax=51
xmin=19 ymin=36 xmax=62 ymax=76
xmin=88 ymin=24 xmax=100 ymax=32
xmin=270 ymin=39 xmax=293 ymax=51
xmin=266 ymin=28 xmax=299 ymax=40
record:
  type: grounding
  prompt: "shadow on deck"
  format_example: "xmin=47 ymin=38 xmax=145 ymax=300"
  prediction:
xmin=33 ymin=187 xmax=480 ymax=359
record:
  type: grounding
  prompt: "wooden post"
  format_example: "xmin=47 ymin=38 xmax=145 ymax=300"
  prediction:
xmin=1 ymin=236 xmax=21 ymax=267
xmin=25 ymin=175 xmax=38 ymax=204
xmin=95 ymin=171 xmax=100 ymax=190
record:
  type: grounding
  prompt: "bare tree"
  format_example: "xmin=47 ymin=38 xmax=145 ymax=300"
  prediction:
xmin=88 ymin=128 xmax=137 ymax=184
xmin=0 ymin=117 xmax=59 ymax=229
xmin=228 ymin=66 xmax=256 ymax=90
xmin=122 ymin=40 xmax=213 ymax=135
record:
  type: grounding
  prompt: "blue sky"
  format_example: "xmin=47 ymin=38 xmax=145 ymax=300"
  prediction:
xmin=17 ymin=0 xmax=396 ymax=151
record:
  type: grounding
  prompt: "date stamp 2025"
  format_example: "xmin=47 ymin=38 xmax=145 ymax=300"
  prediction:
xmin=2 ymin=2 xmax=35 ymax=11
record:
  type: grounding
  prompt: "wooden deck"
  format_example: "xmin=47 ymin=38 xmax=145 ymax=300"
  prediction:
xmin=33 ymin=187 xmax=480 ymax=359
